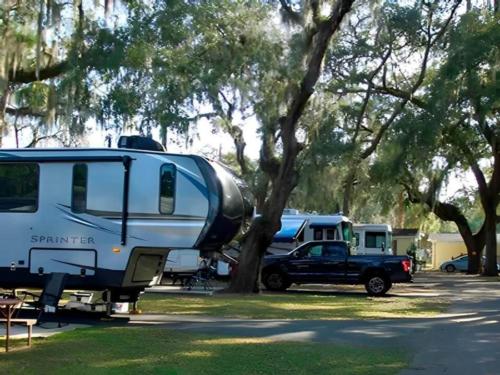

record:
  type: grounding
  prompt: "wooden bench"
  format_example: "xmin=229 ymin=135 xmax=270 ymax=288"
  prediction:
xmin=0 ymin=318 xmax=37 ymax=348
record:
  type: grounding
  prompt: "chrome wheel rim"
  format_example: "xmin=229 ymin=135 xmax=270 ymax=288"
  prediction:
xmin=368 ymin=277 xmax=385 ymax=294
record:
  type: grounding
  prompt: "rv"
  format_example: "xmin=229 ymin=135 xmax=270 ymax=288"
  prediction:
xmin=268 ymin=212 xmax=353 ymax=255
xmin=0 ymin=137 xmax=253 ymax=302
xmin=352 ymin=223 xmax=393 ymax=255
xmin=163 ymin=249 xmax=232 ymax=284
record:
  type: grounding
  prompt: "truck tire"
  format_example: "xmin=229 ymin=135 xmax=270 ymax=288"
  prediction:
xmin=365 ymin=274 xmax=390 ymax=296
xmin=263 ymin=272 xmax=290 ymax=291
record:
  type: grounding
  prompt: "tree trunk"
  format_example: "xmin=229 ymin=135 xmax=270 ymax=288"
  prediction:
xmin=226 ymin=217 xmax=277 ymax=292
xmin=455 ymin=221 xmax=483 ymax=274
xmin=396 ymin=190 xmax=406 ymax=228
xmin=160 ymin=125 xmax=167 ymax=149
xmin=227 ymin=167 xmax=298 ymax=292
xmin=254 ymin=176 xmax=269 ymax=214
xmin=227 ymin=0 xmax=356 ymax=293
xmin=406 ymin=187 xmax=485 ymax=274
xmin=0 ymin=86 xmax=11 ymax=148
xmin=483 ymin=203 xmax=498 ymax=276
xmin=342 ymin=169 xmax=356 ymax=216
xmin=433 ymin=201 xmax=484 ymax=274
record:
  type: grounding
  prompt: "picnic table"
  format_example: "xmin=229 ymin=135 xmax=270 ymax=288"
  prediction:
xmin=0 ymin=298 xmax=22 ymax=352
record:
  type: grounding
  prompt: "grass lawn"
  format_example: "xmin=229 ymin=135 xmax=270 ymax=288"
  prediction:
xmin=0 ymin=327 xmax=407 ymax=375
xmin=138 ymin=293 xmax=446 ymax=320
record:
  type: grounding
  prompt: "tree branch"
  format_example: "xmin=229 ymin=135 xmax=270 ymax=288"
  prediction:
xmin=8 ymin=60 xmax=71 ymax=84
xmin=5 ymin=106 xmax=45 ymax=117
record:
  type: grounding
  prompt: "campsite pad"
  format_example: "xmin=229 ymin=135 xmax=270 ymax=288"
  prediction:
xmin=1 ymin=308 xmax=130 ymax=341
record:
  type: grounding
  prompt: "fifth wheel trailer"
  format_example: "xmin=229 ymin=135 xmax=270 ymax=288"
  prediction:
xmin=0 ymin=139 xmax=253 ymax=302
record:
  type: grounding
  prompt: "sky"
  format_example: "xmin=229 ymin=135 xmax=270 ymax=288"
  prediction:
xmin=2 ymin=112 xmax=262 ymax=160
xmin=2 ymin=0 xmax=485 ymax=204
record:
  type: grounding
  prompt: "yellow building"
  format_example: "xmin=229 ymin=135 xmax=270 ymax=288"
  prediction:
xmin=392 ymin=228 xmax=422 ymax=256
xmin=428 ymin=233 xmax=500 ymax=269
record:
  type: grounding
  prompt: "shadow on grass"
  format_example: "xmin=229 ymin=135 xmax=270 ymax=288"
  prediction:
xmin=138 ymin=292 xmax=446 ymax=320
xmin=0 ymin=327 xmax=408 ymax=375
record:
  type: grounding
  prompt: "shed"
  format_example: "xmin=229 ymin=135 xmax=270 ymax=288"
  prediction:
xmin=428 ymin=233 xmax=500 ymax=269
xmin=392 ymin=228 xmax=422 ymax=256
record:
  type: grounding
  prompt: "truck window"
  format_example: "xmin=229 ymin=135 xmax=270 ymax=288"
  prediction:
xmin=0 ymin=163 xmax=38 ymax=212
xmin=365 ymin=231 xmax=386 ymax=248
xmin=323 ymin=243 xmax=346 ymax=257
xmin=306 ymin=245 xmax=323 ymax=257
xmin=72 ymin=164 xmax=87 ymax=213
xmin=160 ymin=164 xmax=176 ymax=214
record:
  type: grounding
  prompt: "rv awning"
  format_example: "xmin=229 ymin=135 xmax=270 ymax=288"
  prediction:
xmin=309 ymin=219 xmax=343 ymax=229
xmin=273 ymin=219 xmax=307 ymax=243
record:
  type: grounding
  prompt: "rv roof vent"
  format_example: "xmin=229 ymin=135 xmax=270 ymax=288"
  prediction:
xmin=118 ymin=136 xmax=165 ymax=152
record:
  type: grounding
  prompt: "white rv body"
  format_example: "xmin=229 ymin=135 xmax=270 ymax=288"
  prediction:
xmin=0 ymin=146 xmax=252 ymax=302
xmin=268 ymin=213 xmax=353 ymax=255
xmin=165 ymin=249 xmax=201 ymax=274
xmin=352 ymin=223 xmax=393 ymax=255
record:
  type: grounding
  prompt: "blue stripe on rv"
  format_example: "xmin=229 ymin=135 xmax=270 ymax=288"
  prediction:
xmin=177 ymin=169 xmax=209 ymax=199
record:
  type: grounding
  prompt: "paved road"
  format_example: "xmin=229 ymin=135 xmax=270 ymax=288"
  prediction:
xmin=133 ymin=274 xmax=500 ymax=375
xmin=400 ymin=275 xmax=500 ymax=375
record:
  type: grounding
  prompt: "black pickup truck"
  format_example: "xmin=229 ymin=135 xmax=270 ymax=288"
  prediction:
xmin=262 ymin=240 xmax=412 ymax=296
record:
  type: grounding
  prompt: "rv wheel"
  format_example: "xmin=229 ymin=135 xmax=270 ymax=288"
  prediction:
xmin=263 ymin=272 xmax=290 ymax=291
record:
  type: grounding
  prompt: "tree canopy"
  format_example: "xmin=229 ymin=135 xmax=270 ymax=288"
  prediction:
xmin=1 ymin=0 xmax=498 ymax=283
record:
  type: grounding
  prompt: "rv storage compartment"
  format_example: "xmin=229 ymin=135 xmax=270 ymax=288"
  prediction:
xmin=121 ymin=247 xmax=168 ymax=288
xmin=30 ymin=249 xmax=96 ymax=275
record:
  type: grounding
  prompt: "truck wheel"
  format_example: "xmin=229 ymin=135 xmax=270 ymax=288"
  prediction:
xmin=365 ymin=275 xmax=389 ymax=296
xmin=263 ymin=272 xmax=290 ymax=291
xmin=445 ymin=264 xmax=456 ymax=273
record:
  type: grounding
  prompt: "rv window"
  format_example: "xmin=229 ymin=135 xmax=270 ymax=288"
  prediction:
xmin=0 ymin=163 xmax=38 ymax=212
xmin=365 ymin=231 xmax=386 ymax=248
xmin=72 ymin=164 xmax=87 ymax=213
xmin=326 ymin=228 xmax=336 ymax=240
xmin=313 ymin=229 xmax=323 ymax=240
xmin=160 ymin=164 xmax=175 ymax=214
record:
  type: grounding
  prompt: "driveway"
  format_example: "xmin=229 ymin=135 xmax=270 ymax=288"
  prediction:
xmin=132 ymin=273 xmax=500 ymax=375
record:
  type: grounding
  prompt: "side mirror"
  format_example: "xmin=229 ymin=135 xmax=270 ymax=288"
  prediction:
xmin=292 ymin=251 xmax=300 ymax=258
xmin=381 ymin=243 xmax=385 ymax=252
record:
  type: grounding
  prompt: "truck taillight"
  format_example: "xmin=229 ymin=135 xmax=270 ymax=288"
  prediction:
xmin=402 ymin=259 xmax=411 ymax=273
